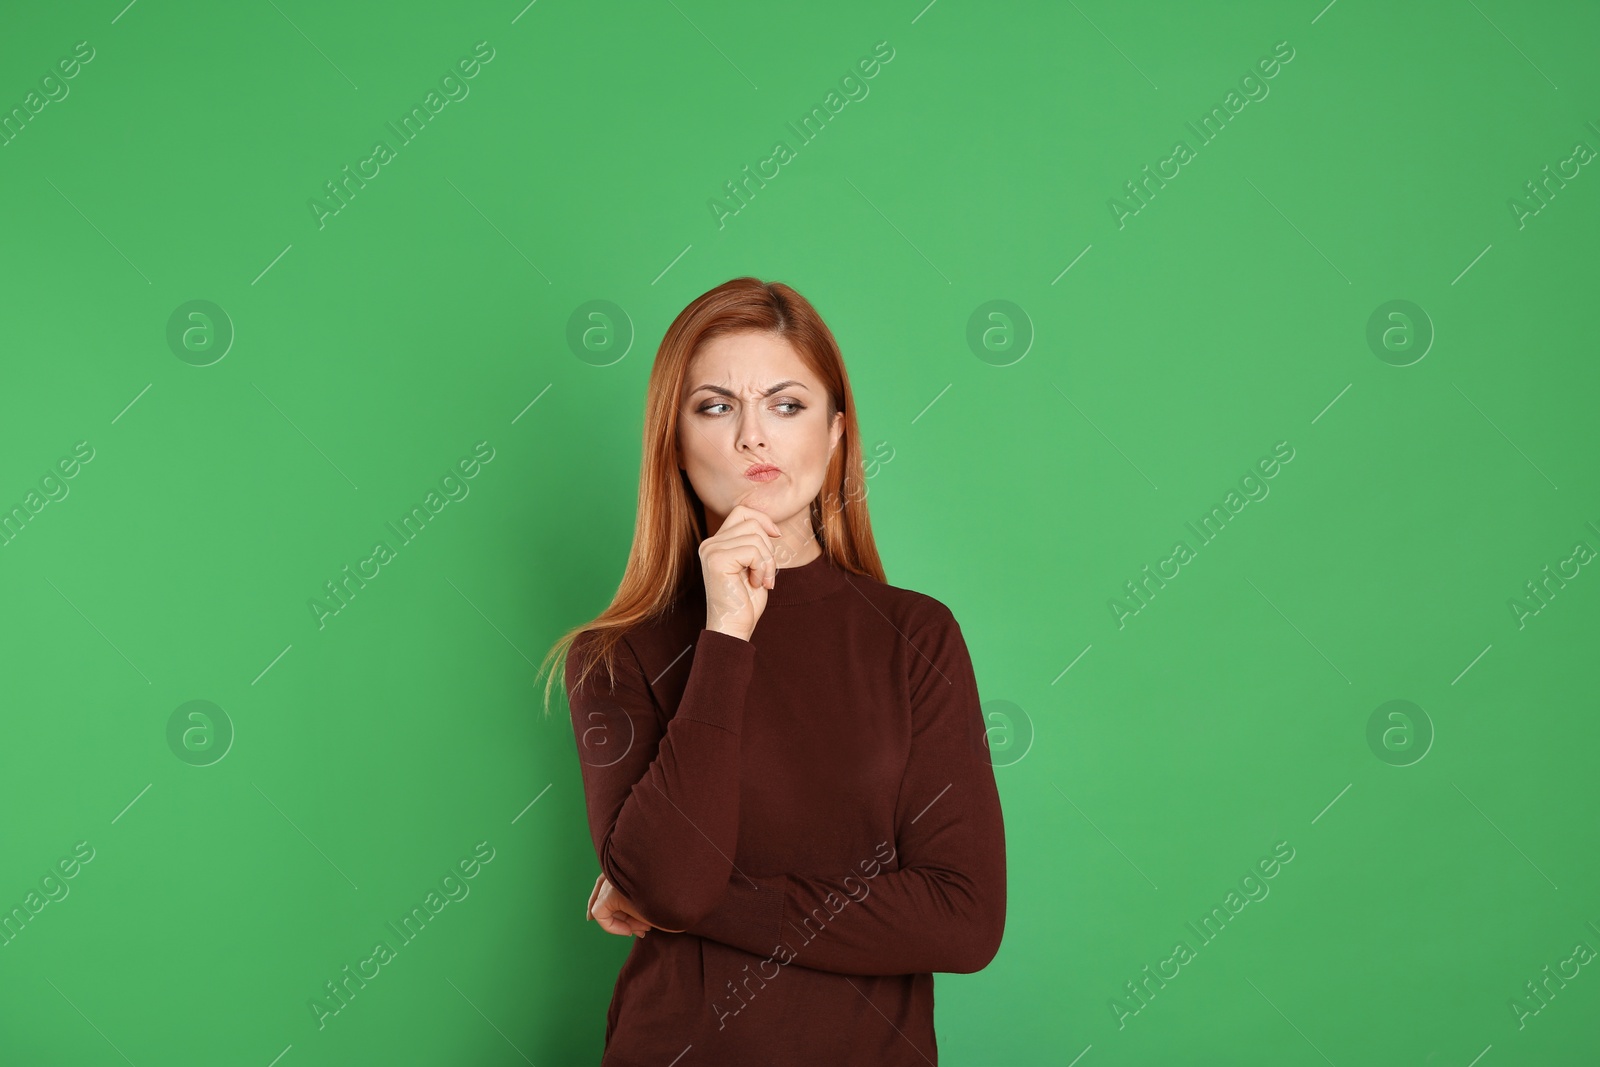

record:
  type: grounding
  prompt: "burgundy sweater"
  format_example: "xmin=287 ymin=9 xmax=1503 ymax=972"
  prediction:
xmin=566 ymin=549 xmax=1007 ymax=1066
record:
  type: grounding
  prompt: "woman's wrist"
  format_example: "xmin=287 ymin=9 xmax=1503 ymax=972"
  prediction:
xmin=704 ymin=622 xmax=752 ymax=642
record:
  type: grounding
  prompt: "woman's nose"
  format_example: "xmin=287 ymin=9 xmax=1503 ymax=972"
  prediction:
xmin=736 ymin=408 xmax=766 ymax=448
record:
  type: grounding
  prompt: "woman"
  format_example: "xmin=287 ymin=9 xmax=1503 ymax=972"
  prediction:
xmin=540 ymin=277 xmax=1006 ymax=1065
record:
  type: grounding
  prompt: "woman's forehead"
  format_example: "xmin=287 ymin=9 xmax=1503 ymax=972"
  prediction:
xmin=686 ymin=334 xmax=813 ymax=392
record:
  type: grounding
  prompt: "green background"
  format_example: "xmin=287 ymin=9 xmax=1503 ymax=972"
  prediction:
xmin=3 ymin=1 xmax=1597 ymax=1064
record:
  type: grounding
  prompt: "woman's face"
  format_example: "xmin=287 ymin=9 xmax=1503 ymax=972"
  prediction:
xmin=678 ymin=330 xmax=844 ymax=561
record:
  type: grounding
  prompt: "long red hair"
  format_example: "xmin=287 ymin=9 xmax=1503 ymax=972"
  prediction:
xmin=539 ymin=277 xmax=886 ymax=717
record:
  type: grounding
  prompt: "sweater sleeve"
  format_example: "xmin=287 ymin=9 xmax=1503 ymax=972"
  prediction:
xmin=681 ymin=602 xmax=1007 ymax=975
xmin=567 ymin=626 xmax=758 ymax=932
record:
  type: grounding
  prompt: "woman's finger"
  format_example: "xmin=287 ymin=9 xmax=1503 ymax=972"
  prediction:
xmin=601 ymin=899 xmax=646 ymax=935
xmin=593 ymin=874 xmax=689 ymax=936
xmin=592 ymin=880 xmax=651 ymax=937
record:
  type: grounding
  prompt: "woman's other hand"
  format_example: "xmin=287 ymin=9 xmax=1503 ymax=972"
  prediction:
xmin=587 ymin=873 xmax=686 ymax=937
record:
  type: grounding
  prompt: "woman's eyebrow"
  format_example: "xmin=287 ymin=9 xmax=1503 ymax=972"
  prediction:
xmin=687 ymin=379 xmax=809 ymax=399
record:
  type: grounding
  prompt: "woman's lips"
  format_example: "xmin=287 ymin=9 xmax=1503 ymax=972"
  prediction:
xmin=745 ymin=465 xmax=780 ymax=482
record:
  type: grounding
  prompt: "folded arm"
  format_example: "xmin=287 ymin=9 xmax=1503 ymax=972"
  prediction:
xmin=682 ymin=603 xmax=1007 ymax=975
xmin=567 ymin=626 xmax=758 ymax=932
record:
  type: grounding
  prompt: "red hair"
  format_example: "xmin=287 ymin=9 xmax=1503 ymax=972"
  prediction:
xmin=539 ymin=277 xmax=886 ymax=716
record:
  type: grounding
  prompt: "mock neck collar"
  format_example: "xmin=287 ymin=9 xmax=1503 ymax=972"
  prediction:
xmin=765 ymin=548 xmax=848 ymax=605
xmin=688 ymin=545 xmax=849 ymax=608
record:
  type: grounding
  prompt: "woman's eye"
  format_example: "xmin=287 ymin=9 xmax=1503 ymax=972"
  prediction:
xmin=698 ymin=401 xmax=805 ymax=416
